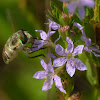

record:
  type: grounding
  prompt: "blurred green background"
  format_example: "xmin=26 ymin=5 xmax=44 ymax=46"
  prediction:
xmin=0 ymin=0 xmax=100 ymax=100
xmin=0 ymin=0 xmax=54 ymax=100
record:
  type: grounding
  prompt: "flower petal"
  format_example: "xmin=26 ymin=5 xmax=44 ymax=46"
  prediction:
xmin=47 ymin=31 xmax=56 ymax=40
xmin=54 ymin=35 xmax=61 ymax=44
xmin=54 ymin=75 xmax=66 ymax=94
xmin=55 ymin=44 xmax=67 ymax=56
xmin=53 ymin=57 xmax=67 ymax=67
xmin=84 ymin=38 xmax=91 ymax=46
xmin=66 ymin=60 xmax=76 ymax=77
xmin=33 ymin=71 xmax=47 ymax=79
xmin=67 ymin=2 xmax=77 ymax=14
xmin=42 ymin=76 xmax=53 ymax=91
xmin=48 ymin=19 xmax=60 ymax=30
xmin=89 ymin=45 xmax=100 ymax=53
xmin=73 ymin=22 xmax=84 ymax=30
xmin=47 ymin=59 xmax=54 ymax=73
xmin=82 ymin=0 xmax=95 ymax=7
xmin=28 ymin=47 xmax=39 ymax=53
xmin=72 ymin=45 xmax=84 ymax=56
xmin=33 ymin=39 xmax=45 ymax=48
xmin=37 ymin=41 xmax=45 ymax=48
xmin=75 ymin=58 xmax=87 ymax=71
xmin=92 ymin=52 xmax=100 ymax=57
xmin=40 ymin=58 xmax=48 ymax=70
xmin=28 ymin=40 xmax=45 ymax=52
xmin=66 ymin=37 xmax=74 ymax=53
xmin=35 ymin=30 xmax=47 ymax=40
xmin=78 ymin=6 xmax=85 ymax=19
xmin=84 ymin=46 xmax=92 ymax=52
xmin=33 ymin=39 xmax=43 ymax=45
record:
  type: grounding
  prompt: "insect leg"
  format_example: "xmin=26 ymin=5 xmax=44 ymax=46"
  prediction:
xmin=28 ymin=54 xmax=45 ymax=58
xmin=28 ymin=47 xmax=47 ymax=54
xmin=23 ymin=49 xmax=45 ymax=58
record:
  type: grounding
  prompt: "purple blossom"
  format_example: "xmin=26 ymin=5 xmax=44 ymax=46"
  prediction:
xmin=35 ymin=30 xmax=55 ymax=48
xmin=74 ymin=22 xmax=100 ymax=57
xmin=48 ymin=19 xmax=60 ymax=30
xmin=61 ymin=0 xmax=95 ymax=19
xmin=37 ymin=19 xmax=60 ymax=43
xmin=33 ymin=58 xmax=66 ymax=94
xmin=35 ymin=20 xmax=60 ymax=48
xmin=28 ymin=39 xmax=44 ymax=53
xmin=53 ymin=37 xmax=87 ymax=77
xmin=28 ymin=20 xmax=60 ymax=52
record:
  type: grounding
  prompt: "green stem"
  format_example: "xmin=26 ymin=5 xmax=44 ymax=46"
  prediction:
xmin=55 ymin=64 xmax=65 ymax=75
xmin=94 ymin=0 xmax=100 ymax=22
xmin=46 ymin=40 xmax=56 ymax=49
xmin=65 ymin=94 xmax=70 ymax=100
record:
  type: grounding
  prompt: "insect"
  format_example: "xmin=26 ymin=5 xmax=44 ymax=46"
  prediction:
xmin=2 ymin=30 xmax=32 ymax=64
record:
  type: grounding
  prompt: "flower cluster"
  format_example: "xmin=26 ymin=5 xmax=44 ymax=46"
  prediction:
xmin=28 ymin=19 xmax=60 ymax=53
xmin=31 ymin=19 xmax=90 ymax=94
xmin=30 ymin=0 xmax=99 ymax=96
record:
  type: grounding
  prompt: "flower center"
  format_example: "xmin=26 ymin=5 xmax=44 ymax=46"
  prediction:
xmin=67 ymin=53 xmax=73 ymax=59
xmin=52 ymin=73 xmax=55 ymax=78
xmin=71 ymin=0 xmax=79 ymax=2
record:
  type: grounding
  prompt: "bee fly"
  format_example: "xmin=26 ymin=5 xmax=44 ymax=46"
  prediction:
xmin=2 ymin=30 xmax=33 ymax=64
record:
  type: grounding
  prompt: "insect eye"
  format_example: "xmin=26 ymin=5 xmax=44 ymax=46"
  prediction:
xmin=21 ymin=34 xmax=28 ymax=44
xmin=18 ymin=30 xmax=28 ymax=44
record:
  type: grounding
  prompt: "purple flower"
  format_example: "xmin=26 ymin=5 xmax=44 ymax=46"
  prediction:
xmin=53 ymin=37 xmax=87 ymax=77
xmin=35 ymin=20 xmax=60 ymax=48
xmin=28 ymin=20 xmax=60 ymax=52
xmin=74 ymin=22 xmax=100 ymax=57
xmin=35 ymin=30 xmax=55 ymax=48
xmin=73 ymin=22 xmax=84 ymax=31
xmin=33 ymin=58 xmax=66 ymax=94
xmin=61 ymin=0 xmax=95 ymax=19
xmin=28 ymin=39 xmax=44 ymax=53
xmin=48 ymin=19 xmax=60 ymax=30
xmin=38 ymin=19 xmax=60 ymax=41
